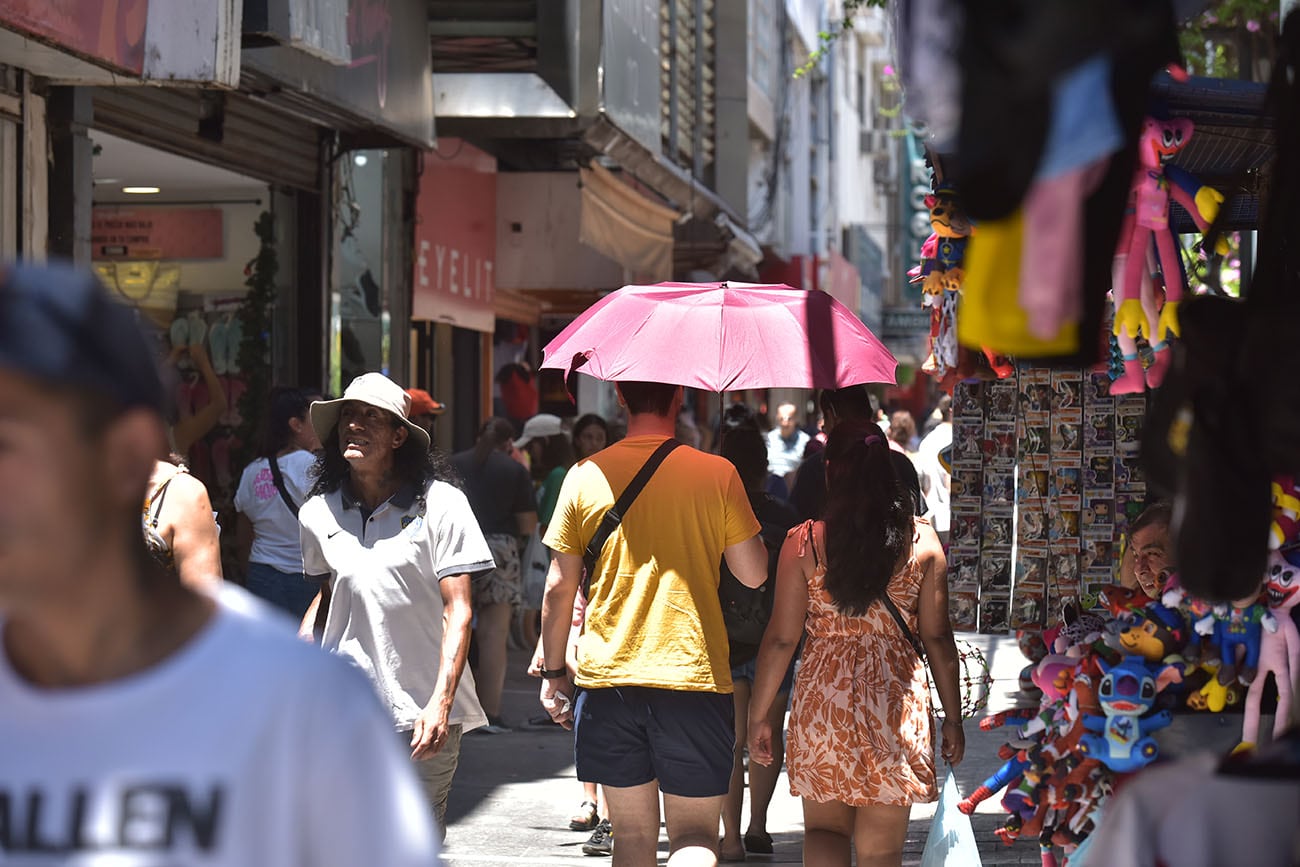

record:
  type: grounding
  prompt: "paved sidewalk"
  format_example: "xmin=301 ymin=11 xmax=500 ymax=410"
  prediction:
xmin=442 ymin=633 xmax=1247 ymax=865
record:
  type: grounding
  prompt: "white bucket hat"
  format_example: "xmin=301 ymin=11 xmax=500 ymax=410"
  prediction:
xmin=513 ymin=413 xmax=564 ymax=448
xmin=310 ymin=372 xmax=431 ymax=451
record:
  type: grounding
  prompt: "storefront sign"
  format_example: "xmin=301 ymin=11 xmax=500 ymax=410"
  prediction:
xmin=90 ymin=208 xmax=224 ymax=260
xmin=897 ymin=131 xmax=932 ymax=307
xmin=412 ymin=140 xmax=496 ymax=332
xmin=242 ymin=0 xmax=433 ymax=146
xmin=0 ymin=0 xmax=149 ymax=74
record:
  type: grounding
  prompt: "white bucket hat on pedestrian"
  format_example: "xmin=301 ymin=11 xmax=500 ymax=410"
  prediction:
xmin=513 ymin=413 xmax=564 ymax=449
xmin=310 ymin=372 xmax=431 ymax=451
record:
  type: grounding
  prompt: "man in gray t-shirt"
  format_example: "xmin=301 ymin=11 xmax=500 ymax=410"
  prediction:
xmin=450 ymin=417 xmax=539 ymax=731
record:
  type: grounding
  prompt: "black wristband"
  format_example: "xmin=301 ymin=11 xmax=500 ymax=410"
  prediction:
xmin=538 ymin=665 xmax=568 ymax=680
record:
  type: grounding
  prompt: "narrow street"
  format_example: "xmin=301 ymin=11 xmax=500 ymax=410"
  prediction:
xmin=443 ymin=637 xmax=1246 ymax=865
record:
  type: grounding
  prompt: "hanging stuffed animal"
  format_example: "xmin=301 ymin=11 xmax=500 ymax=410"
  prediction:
xmin=1077 ymin=656 xmax=1174 ymax=773
xmin=1243 ymin=552 xmax=1300 ymax=744
xmin=917 ymin=185 xmax=1014 ymax=382
xmin=1270 ymin=475 xmax=1300 ymax=550
xmin=1110 ymin=117 xmax=1227 ymax=394
xmin=1201 ymin=592 xmax=1274 ymax=686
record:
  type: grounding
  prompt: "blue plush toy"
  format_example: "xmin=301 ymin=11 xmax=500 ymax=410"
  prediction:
xmin=1077 ymin=656 xmax=1173 ymax=774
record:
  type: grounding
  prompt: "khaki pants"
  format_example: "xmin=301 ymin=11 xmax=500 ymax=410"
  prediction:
xmin=399 ymin=725 xmax=463 ymax=840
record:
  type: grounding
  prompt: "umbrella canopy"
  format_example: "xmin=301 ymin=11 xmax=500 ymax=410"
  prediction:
xmin=540 ymin=282 xmax=897 ymax=391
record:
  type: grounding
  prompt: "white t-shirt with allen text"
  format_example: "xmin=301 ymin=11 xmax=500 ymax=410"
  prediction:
xmin=0 ymin=587 xmax=438 ymax=866
xmin=233 ymin=450 xmax=316 ymax=573
xmin=299 ymin=478 xmax=494 ymax=733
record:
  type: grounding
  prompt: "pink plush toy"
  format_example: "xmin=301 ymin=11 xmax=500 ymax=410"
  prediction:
xmin=1243 ymin=552 xmax=1300 ymax=744
xmin=1110 ymin=117 xmax=1225 ymax=394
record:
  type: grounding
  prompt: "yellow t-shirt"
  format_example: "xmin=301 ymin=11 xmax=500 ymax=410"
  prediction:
xmin=545 ymin=436 xmax=761 ymax=692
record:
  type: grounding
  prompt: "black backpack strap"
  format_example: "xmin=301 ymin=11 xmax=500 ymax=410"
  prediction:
xmin=881 ymin=593 xmax=927 ymax=661
xmin=267 ymin=455 xmax=300 ymax=518
xmin=583 ymin=438 xmax=681 ymax=599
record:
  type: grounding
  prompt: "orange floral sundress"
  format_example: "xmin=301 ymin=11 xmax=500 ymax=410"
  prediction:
xmin=786 ymin=519 xmax=938 ymax=807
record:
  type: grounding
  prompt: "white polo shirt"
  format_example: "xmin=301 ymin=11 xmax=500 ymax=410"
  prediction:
xmin=299 ymin=478 xmax=494 ymax=733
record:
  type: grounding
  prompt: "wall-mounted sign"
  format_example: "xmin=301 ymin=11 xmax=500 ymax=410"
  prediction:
xmin=0 ymin=0 xmax=149 ymax=74
xmin=412 ymin=139 xmax=496 ymax=333
xmin=91 ymin=208 xmax=224 ymax=260
xmin=897 ymin=131 xmax=932 ymax=307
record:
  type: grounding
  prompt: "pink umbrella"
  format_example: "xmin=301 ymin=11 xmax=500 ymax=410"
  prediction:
xmin=540 ymin=282 xmax=897 ymax=391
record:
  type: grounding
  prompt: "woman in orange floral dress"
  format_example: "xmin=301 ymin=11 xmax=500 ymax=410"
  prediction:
xmin=749 ymin=420 xmax=964 ymax=867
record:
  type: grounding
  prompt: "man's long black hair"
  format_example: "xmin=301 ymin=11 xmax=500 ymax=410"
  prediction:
xmin=309 ymin=411 xmax=458 ymax=498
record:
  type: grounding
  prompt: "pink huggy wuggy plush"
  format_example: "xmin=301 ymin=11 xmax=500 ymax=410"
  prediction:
xmin=1110 ymin=117 xmax=1226 ymax=395
xmin=1243 ymin=552 xmax=1300 ymax=744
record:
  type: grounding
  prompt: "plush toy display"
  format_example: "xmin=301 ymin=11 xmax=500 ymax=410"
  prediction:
xmin=1243 ymin=552 xmax=1300 ymax=744
xmin=916 ymin=184 xmax=1015 ymax=384
xmin=1201 ymin=593 xmax=1273 ymax=685
xmin=1110 ymin=116 xmax=1226 ymax=394
xmin=1077 ymin=656 xmax=1174 ymax=773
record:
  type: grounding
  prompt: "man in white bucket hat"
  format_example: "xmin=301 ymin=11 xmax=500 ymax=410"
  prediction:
xmin=298 ymin=372 xmax=494 ymax=839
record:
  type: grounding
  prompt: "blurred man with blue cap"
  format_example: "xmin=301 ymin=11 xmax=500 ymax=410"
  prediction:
xmin=0 ymin=263 xmax=438 ymax=863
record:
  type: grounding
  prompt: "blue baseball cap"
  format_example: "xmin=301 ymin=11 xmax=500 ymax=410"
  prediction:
xmin=0 ymin=262 xmax=164 ymax=413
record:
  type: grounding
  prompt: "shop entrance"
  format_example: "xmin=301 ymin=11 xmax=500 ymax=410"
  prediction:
xmin=90 ymin=131 xmax=284 ymax=569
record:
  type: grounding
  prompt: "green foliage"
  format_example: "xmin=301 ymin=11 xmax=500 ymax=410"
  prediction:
xmin=233 ymin=211 xmax=278 ymax=469
xmin=1178 ymin=0 xmax=1280 ymax=80
xmin=793 ymin=0 xmax=888 ymax=78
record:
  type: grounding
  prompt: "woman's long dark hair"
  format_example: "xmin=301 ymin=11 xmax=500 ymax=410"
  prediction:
xmin=261 ymin=386 xmax=316 ymax=458
xmin=822 ymin=419 xmax=913 ymax=615
xmin=309 ymin=410 xmax=457 ymax=498
xmin=473 ymin=417 xmax=516 ymax=465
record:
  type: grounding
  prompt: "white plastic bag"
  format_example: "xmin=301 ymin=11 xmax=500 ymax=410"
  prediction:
xmin=520 ymin=530 xmax=550 ymax=610
xmin=920 ymin=770 xmax=982 ymax=867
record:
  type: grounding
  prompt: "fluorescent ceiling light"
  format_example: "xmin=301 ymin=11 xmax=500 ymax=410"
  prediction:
xmin=122 ymin=186 xmax=160 ymax=194
xmin=354 ymin=154 xmax=368 ymax=166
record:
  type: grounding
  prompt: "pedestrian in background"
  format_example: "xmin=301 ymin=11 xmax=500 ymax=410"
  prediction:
xmin=451 ymin=416 xmax=539 ymax=732
xmin=716 ymin=408 xmax=801 ymax=862
xmin=765 ymin=402 xmax=809 ymax=498
xmin=407 ymin=387 xmax=447 ymax=445
xmin=514 ymin=413 xmax=574 ymax=652
xmin=143 ymin=453 xmax=224 ymax=592
xmin=300 ymin=373 xmax=495 ymax=837
xmin=572 ymin=412 xmax=610 ymax=460
xmin=234 ymin=386 xmax=321 ymax=618
xmin=0 ymin=264 xmax=437 ymax=865
xmin=750 ymin=422 xmax=964 ymax=867
xmin=539 ymin=380 xmax=769 ymax=866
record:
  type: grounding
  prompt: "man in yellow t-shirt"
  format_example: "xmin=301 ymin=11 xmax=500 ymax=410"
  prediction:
xmin=539 ymin=380 xmax=767 ymax=866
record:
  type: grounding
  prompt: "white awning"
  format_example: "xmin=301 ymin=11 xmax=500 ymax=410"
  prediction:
xmin=578 ymin=163 xmax=678 ymax=282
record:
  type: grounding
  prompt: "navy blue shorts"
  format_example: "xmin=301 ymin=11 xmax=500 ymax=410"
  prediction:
xmin=574 ymin=687 xmax=735 ymax=797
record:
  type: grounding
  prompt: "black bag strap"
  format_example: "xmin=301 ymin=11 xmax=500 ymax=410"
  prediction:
xmin=881 ymin=593 xmax=927 ymax=661
xmin=583 ymin=438 xmax=681 ymax=599
xmin=268 ymin=455 xmax=300 ymax=518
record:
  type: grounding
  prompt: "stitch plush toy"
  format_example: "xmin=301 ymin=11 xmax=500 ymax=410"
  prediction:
xmin=1243 ymin=552 xmax=1300 ymax=743
xmin=1110 ymin=117 xmax=1226 ymax=394
xmin=1078 ymin=656 xmax=1173 ymax=773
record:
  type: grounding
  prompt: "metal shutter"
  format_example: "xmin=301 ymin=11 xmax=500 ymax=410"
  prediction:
xmin=90 ymin=87 xmax=322 ymax=192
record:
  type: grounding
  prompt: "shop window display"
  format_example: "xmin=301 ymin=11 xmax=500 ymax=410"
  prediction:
xmin=331 ymin=149 xmax=393 ymax=395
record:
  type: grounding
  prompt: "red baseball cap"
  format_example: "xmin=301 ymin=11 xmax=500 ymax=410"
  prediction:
xmin=405 ymin=387 xmax=446 ymax=417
